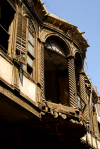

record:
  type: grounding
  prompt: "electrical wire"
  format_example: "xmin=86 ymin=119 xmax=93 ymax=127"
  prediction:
xmin=45 ymin=3 xmax=58 ymax=16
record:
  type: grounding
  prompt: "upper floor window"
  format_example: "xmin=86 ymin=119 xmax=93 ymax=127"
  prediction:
xmin=28 ymin=32 xmax=34 ymax=56
xmin=44 ymin=39 xmax=65 ymax=56
xmin=19 ymin=17 xmax=35 ymax=78
xmin=0 ymin=0 xmax=15 ymax=52
xmin=27 ymin=27 xmax=35 ymax=76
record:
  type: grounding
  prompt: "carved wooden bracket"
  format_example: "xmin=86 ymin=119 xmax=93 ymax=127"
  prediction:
xmin=67 ymin=43 xmax=75 ymax=58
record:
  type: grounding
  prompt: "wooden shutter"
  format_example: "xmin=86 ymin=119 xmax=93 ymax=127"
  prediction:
xmin=15 ymin=8 xmax=27 ymax=64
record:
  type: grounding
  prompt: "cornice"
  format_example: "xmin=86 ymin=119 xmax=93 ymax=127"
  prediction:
xmin=42 ymin=22 xmax=83 ymax=55
xmin=24 ymin=0 xmax=42 ymax=24
xmin=22 ymin=0 xmax=89 ymax=58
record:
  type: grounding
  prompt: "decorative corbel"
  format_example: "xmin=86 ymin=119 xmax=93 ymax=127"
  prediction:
xmin=67 ymin=30 xmax=73 ymax=38
xmin=67 ymin=43 xmax=75 ymax=58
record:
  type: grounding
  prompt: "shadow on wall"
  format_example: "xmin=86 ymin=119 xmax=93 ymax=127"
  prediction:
xmin=19 ymin=71 xmax=23 ymax=86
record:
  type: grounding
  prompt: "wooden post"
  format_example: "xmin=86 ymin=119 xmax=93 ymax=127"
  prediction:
xmin=79 ymin=69 xmax=89 ymax=119
xmin=41 ymin=43 xmax=45 ymax=101
xmin=67 ymin=56 xmax=77 ymax=108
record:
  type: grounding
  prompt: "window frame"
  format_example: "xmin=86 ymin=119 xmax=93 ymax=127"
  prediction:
xmin=21 ymin=18 xmax=36 ymax=80
xmin=0 ymin=0 xmax=15 ymax=53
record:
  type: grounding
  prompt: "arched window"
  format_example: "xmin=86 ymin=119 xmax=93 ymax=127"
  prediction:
xmin=44 ymin=39 xmax=65 ymax=56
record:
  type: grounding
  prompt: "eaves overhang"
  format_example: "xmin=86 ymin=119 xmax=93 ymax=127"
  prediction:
xmin=44 ymin=13 xmax=89 ymax=48
xmin=25 ymin=0 xmax=89 ymax=50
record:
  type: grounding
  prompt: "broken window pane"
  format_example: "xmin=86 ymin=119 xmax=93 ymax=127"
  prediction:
xmin=21 ymin=52 xmax=25 ymax=57
xmin=28 ymin=32 xmax=34 ymax=45
xmin=28 ymin=42 xmax=34 ymax=56
xmin=27 ymin=55 xmax=33 ymax=68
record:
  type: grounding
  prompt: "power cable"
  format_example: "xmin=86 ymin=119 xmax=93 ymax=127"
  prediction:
xmin=44 ymin=2 xmax=61 ymax=19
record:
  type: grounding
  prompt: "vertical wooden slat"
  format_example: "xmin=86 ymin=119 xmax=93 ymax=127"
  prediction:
xmin=79 ymin=73 xmax=89 ymax=119
xmin=15 ymin=6 xmax=27 ymax=64
xmin=22 ymin=16 xmax=27 ymax=40
xmin=17 ymin=13 xmax=22 ymax=38
xmin=67 ymin=57 xmax=77 ymax=108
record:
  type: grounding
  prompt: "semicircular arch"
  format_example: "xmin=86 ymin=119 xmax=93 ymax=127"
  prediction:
xmin=44 ymin=33 xmax=70 ymax=57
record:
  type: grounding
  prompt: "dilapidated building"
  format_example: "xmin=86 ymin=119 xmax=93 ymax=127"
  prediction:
xmin=0 ymin=0 xmax=99 ymax=148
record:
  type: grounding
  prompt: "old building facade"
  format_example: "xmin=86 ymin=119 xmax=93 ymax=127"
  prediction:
xmin=0 ymin=0 xmax=99 ymax=148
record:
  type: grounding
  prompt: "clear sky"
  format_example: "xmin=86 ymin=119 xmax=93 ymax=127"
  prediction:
xmin=42 ymin=0 xmax=100 ymax=96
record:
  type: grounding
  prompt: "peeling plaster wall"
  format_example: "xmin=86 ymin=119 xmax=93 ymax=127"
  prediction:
xmin=0 ymin=56 xmax=13 ymax=85
xmin=0 ymin=56 xmax=36 ymax=102
xmin=19 ymin=75 xmax=36 ymax=102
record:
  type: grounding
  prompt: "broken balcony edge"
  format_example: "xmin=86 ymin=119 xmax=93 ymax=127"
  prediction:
xmin=38 ymin=100 xmax=89 ymax=131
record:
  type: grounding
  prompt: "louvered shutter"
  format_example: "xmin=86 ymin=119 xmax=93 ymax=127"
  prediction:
xmin=15 ymin=9 xmax=27 ymax=64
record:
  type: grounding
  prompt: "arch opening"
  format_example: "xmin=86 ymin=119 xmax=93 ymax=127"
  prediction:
xmin=44 ymin=36 xmax=69 ymax=105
